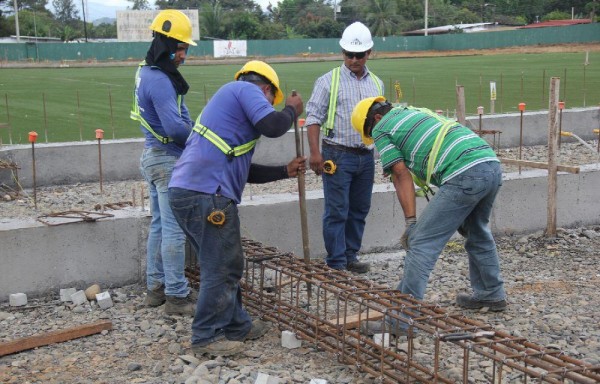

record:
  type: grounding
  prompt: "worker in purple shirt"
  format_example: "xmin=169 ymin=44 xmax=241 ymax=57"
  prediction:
xmin=169 ymin=60 xmax=305 ymax=357
xmin=131 ymin=10 xmax=196 ymax=316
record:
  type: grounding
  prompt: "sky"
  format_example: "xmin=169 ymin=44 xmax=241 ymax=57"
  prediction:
xmin=84 ymin=0 xmax=275 ymax=20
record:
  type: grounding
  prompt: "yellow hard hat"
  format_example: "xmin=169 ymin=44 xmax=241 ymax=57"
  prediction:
xmin=234 ymin=60 xmax=284 ymax=105
xmin=351 ymin=96 xmax=386 ymax=145
xmin=150 ymin=10 xmax=197 ymax=46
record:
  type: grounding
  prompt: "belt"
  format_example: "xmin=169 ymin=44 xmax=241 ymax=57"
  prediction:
xmin=322 ymin=141 xmax=372 ymax=155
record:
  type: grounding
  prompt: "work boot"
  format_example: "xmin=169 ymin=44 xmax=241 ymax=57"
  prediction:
xmin=164 ymin=294 xmax=196 ymax=316
xmin=192 ymin=340 xmax=245 ymax=357
xmin=456 ymin=292 xmax=507 ymax=312
xmin=244 ymin=319 xmax=270 ymax=341
xmin=359 ymin=320 xmax=416 ymax=338
xmin=143 ymin=285 xmax=166 ymax=307
xmin=347 ymin=261 xmax=370 ymax=274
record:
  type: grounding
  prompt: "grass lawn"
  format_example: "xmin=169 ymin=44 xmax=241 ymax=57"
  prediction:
xmin=0 ymin=51 xmax=598 ymax=144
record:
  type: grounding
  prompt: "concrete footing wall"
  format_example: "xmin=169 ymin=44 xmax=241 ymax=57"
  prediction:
xmin=1 ymin=165 xmax=599 ymax=300
xmin=1 ymin=107 xmax=599 ymax=300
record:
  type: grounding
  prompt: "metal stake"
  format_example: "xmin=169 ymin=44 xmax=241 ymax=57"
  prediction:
xmin=96 ymin=129 xmax=104 ymax=213
xmin=28 ymin=131 xmax=38 ymax=210
xmin=518 ymin=103 xmax=526 ymax=174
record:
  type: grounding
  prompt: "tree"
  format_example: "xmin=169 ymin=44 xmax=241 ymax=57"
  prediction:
xmin=366 ymin=0 xmax=398 ymax=36
xmin=90 ymin=22 xmax=117 ymax=38
xmin=52 ymin=0 xmax=79 ymax=26
xmin=127 ymin=0 xmax=152 ymax=10
xmin=199 ymin=1 xmax=223 ymax=39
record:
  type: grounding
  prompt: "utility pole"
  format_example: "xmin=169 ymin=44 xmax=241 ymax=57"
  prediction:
xmin=13 ymin=0 xmax=20 ymax=43
xmin=333 ymin=0 xmax=337 ymax=21
xmin=81 ymin=0 xmax=88 ymax=42
xmin=424 ymin=0 xmax=428 ymax=36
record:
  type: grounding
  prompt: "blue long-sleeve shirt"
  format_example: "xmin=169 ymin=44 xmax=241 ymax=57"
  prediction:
xmin=135 ymin=66 xmax=193 ymax=156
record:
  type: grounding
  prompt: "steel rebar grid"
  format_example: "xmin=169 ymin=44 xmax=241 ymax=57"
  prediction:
xmin=185 ymin=238 xmax=600 ymax=384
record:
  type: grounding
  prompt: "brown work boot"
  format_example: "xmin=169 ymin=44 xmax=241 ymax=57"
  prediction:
xmin=143 ymin=285 xmax=166 ymax=307
xmin=192 ymin=340 xmax=245 ymax=357
xmin=244 ymin=320 xmax=270 ymax=341
xmin=456 ymin=292 xmax=507 ymax=312
xmin=164 ymin=294 xmax=196 ymax=316
xmin=347 ymin=261 xmax=370 ymax=274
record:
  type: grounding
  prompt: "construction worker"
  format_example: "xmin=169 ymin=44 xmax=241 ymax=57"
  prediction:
xmin=131 ymin=10 xmax=197 ymax=316
xmin=351 ymin=97 xmax=507 ymax=337
xmin=304 ymin=21 xmax=384 ymax=274
xmin=168 ymin=60 xmax=304 ymax=357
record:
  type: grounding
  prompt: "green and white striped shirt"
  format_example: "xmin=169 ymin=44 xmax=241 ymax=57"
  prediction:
xmin=373 ymin=107 xmax=499 ymax=186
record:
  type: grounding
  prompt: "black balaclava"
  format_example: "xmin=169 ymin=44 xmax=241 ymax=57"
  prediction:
xmin=145 ymin=33 xmax=190 ymax=95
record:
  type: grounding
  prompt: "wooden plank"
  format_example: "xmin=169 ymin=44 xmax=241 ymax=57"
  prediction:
xmin=0 ymin=320 xmax=112 ymax=357
xmin=546 ymin=77 xmax=560 ymax=237
xmin=455 ymin=85 xmax=466 ymax=125
xmin=327 ymin=310 xmax=384 ymax=330
xmin=498 ymin=157 xmax=579 ymax=174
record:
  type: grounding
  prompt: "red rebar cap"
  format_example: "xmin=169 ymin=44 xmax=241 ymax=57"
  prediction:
xmin=558 ymin=101 xmax=565 ymax=110
xmin=95 ymin=129 xmax=104 ymax=139
xmin=28 ymin=131 xmax=38 ymax=143
xmin=518 ymin=103 xmax=526 ymax=111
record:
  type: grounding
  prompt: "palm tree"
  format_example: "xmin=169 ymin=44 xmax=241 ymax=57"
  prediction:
xmin=367 ymin=0 xmax=398 ymax=36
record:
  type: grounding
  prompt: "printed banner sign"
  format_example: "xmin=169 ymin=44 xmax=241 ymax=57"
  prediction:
xmin=214 ymin=40 xmax=247 ymax=58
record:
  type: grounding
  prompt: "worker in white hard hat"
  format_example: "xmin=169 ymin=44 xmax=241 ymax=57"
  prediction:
xmin=168 ymin=60 xmax=304 ymax=357
xmin=304 ymin=21 xmax=384 ymax=274
xmin=130 ymin=10 xmax=197 ymax=317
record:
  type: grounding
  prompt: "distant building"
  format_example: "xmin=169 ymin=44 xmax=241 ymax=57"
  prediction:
xmin=116 ymin=10 xmax=200 ymax=42
xmin=517 ymin=19 xmax=591 ymax=29
xmin=0 ymin=36 xmax=62 ymax=43
xmin=403 ymin=22 xmax=501 ymax=36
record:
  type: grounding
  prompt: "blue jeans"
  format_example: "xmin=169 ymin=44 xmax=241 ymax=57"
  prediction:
xmin=140 ymin=148 xmax=189 ymax=298
xmin=321 ymin=144 xmax=374 ymax=269
xmin=399 ymin=161 xmax=506 ymax=302
xmin=169 ymin=188 xmax=252 ymax=347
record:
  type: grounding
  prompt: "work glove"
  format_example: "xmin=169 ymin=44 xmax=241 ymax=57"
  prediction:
xmin=401 ymin=216 xmax=417 ymax=250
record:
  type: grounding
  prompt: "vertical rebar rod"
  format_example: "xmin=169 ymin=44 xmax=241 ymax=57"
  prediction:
xmin=42 ymin=93 xmax=48 ymax=143
xmin=28 ymin=131 xmax=38 ymax=210
xmin=499 ymin=73 xmax=503 ymax=113
xmin=542 ymin=69 xmax=546 ymax=107
xmin=518 ymin=103 xmax=525 ymax=174
xmin=98 ymin=139 xmax=103 ymax=194
xmin=583 ymin=64 xmax=587 ymax=108
xmin=5 ymin=93 xmax=12 ymax=145
xmin=31 ymin=141 xmax=37 ymax=210
xmin=108 ymin=88 xmax=115 ymax=139
xmin=77 ymin=91 xmax=83 ymax=141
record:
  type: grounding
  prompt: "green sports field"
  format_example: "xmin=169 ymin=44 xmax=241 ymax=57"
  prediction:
xmin=0 ymin=51 xmax=598 ymax=144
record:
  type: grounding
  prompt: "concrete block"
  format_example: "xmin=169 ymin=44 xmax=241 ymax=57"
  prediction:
xmin=59 ymin=288 xmax=77 ymax=302
xmin=255 ymin=372 xmax=280 ymax=384
xmin=70 ymin=290 xmax=89 ymax=306
xmin=373 ymin=333 xmax=390 ymax=347
xmin=310 ymin=380 xmax=328 ymax=384
xmin=9 ymin=293 xmax=27 ymax=306
xmin=95 ymin=291 xmax=113 ymax=309
xmin=281 ymin=330 xmax=302 ymax=349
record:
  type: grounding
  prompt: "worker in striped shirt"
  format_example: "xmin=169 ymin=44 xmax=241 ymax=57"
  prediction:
xmin=352 ymin=96 xmax=507 ymax=336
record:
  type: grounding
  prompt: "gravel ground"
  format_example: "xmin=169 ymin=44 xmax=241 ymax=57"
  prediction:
xmin=0 ymin=140 xmax=599 ymax=383
xmin=0 ymin=226 xmax=599 ymax=384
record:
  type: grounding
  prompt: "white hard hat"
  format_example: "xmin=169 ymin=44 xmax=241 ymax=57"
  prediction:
xmin=339 ymin=22 xmax=373 ymax=52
